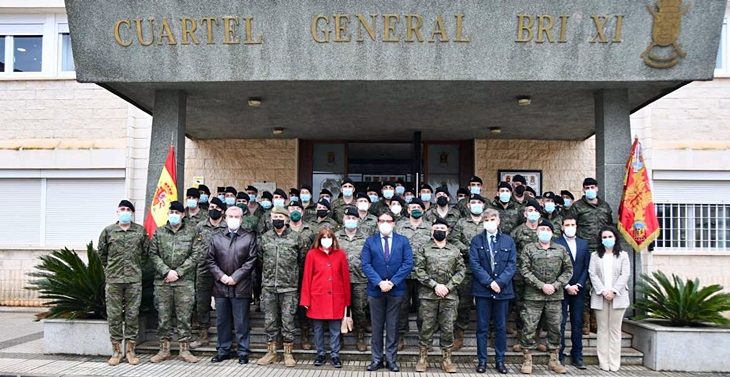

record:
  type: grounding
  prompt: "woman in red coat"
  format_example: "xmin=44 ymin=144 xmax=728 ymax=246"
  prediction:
xmin=300 ymin=227 xmax=351 ymax=368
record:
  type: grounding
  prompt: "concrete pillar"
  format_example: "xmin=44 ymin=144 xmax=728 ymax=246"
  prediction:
xmin=145 ymin=90 xmax=187 ymax=214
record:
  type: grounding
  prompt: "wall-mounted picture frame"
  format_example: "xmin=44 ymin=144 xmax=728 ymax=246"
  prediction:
xmin=498 ymin=170 xmax=543 ymax=196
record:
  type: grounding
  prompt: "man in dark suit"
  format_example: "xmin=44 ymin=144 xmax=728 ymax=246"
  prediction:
xmin=469 ymin=208 xmax=516 ymax=374
xmin=361 ymin=209 xmax=413 ymax=372
xmin=554 ymin=215 xmax=590 ymax=369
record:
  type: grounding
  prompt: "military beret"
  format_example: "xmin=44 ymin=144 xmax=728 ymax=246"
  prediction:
xmin=246 ymin=185 xmax=258 ymax=193
xmin=216 ymin=186 xmax=225 ymax=193
xmin=560 ymin=190 xmax=575 ymax=200
xmin=513 ymin=175 xmax=527 ymax=185
xmin=273 ymin=188 xmax=288 ymax=199
xmin=356 ymin=192 xmax=369 ymax=200
xmin=469 ymin=194 xmax=487 ymax=203
xmin=470 ymin=176 xmax=483 ymax=184
xmin=404 ymin=186 xmax=416 ymax=195
xmin=344 ymin=206 xmax=359 ymax=217
xmin=261 ymin=191 xmax=273 ymax=200
xmin=288 ymin=200 xmax=304 ymax=210
xmin=433 ymin=217 xmax=450 ymax=228
xmin=435 ymin=186 xmax=450 ymax=196
xmin=583 ymin=177 xmax=598 ymax=187
xmin=342 ymin=178 xmax=355 ymax=186
xmin=381 ymin=181 xmax=394 ymax=188
xmin=538 ymin=219 xmax=554 ymax=231
xmin=210 ymin=197 xmax=225 ymax=209
xmin=118 ymin=199 xmax=135 ymax=212
xmin=289 ymin=188 xmax=300 ymax=196
xmin=390 ymin=195 xmax=405 ymax=205
xmin=409 ymin=198 xmax=426 ymax=209
xmin=300 ymin=184 xmax=313 ymax=193
xmin=169 ymin=201 xmax=185 ymax=212
xmin=225 ymin=186 xmax=237 ymax=195
xmin=395 ymin=179 xmax=406 ymax=186
xmin=543 ymin=191 xmax=558 ymax=201
xmin=498 ymin=181 xmax=513 ymax=191
xmin=197 ymin=185 xmax=211 ymax=195
xmin=320 ymin=189 xmax=333 ymax=196
xmin=186 ymin=187 xmax=200 ymax=198
xmin=317 ymin=198 xmax=331 ymax=209
xmin=236 ymin=191 xmax=249 ymax=200
xmin=525 ymin=198 xmax=543 ymax=211
xmin=525 ymin=186 xmax=537 ymax=197
xmin=420 ymin=184 xmax=433 ymax=192
xmin=367 ymin=183 xmax=382 ymax=192
xmin=457 ymin=187 xmax=470 ymax=196
xmin=271 ymin=206 xmax=289 ymax=217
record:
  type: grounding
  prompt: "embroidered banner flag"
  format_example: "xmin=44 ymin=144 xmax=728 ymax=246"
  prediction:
xmin=144 ymin=146 xmax=177 ymax=238
xmin=618 ymin=139 xmax=660 ymax=251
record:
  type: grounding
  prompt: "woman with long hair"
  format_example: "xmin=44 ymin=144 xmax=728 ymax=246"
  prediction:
xmin=300 ymin=227 xmax=351 ymax=368
xmin=588 ymin=226 xmax=631 ymax=371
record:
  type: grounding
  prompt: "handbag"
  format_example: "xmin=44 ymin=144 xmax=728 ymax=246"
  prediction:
xmin=341 ymin=307 xmax=353 ymax=334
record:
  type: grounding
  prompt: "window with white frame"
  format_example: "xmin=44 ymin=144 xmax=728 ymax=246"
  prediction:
xmin=717 ymin=16 xmax=728 ymax=75
xmin=0 ymin=14 xmax=75 ymax=78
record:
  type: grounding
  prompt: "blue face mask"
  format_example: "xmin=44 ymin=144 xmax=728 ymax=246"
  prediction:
xmin=369 ymin=195 xmax=379 ymax=203
xmin=290 ymin=196 xmax=298 ymax=202
xmin=470 ymin=186 xmax=481 ymax=195
xmin=421 ymin=193 xmax=432 ymax=202
xmin=344 ymin=219 xmax=358 ymax=230
xmin=342 ymin=188 xmax=354 ymax=198
xmin=273 ymin=199 xmax=285 ymax=208
xmin=261 ymin=200 xmax=272 ymax=209
xmin=538 ymin=230 xmax=553 ymax=243
xmin=118 ymin=211 xmax=133 ymax=224
xmin=602 ymin=238 xmax=616 ymax=249
xmin=404 ymin=195 xmax=414 ymax=204
xmin=218 ymin=194 xmax=225 ymax=202
xmin=527 ymin=211 xmax=540 ymax=222
xmin=322 ymin=197 xmax=331 ymax=203
xmin=168 ymin=213 xmax=182 ymax=226
xmin=499 ymin=192 xmax=511 ymax=203
xmin=249 ymin=194 xmax=257 ymax=202
xmin=470 ymin=203 xmax=484 ymax=215
xmin=187 ymin=199 xmax=198 ymax=209
xmin=544 ymin=202 xmax=555 ymax=214
xmin=585 ymin=189 xmax=597 ymax=200
xmin=225 ymin=197 xmax=236 ymax=206
xmin=563 ymin=198 xmax=572 ymax=207
xmin=199 ymin=194 xmax=209 ymax=204
xmin=383 ymin=189 xmax=394 ymax=199
xmin=395 ymin=186 xmax=405 ymax=195
xmin=300 ymin=193 xmax=311 ymax=202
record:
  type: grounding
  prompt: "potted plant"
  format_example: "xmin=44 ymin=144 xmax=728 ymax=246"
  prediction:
xmin=27 ymin=242 xmax=113 ymax=356
xmin=623 ymin=271 xmax=730 ymax=372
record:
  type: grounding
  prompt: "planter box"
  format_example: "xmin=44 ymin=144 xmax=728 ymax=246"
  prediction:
xmin=623 ymin=319 xmax=730 ymax=372
xmin=44 ymin=319 xmax=112 ymax=356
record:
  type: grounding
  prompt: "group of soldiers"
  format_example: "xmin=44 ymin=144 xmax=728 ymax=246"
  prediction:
xmin=97 ymin=173 xmax=613 ymax=373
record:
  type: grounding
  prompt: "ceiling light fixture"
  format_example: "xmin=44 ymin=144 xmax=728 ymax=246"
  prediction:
xmin=490 ymin=127 xmax=502 ymax=135
xmin=272 ymin=127 xmax=285 ymax=135
xmin=517 ymin=95 xmax=531 ymax=106
xmin=248 ymin=97 xmax=262 ymax=107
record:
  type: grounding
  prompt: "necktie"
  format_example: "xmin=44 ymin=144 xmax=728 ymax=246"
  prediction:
xmin=490 ymin=235 xmax=497 ymax=263
xmin=383 ymin=236 xmax=390 ymax=261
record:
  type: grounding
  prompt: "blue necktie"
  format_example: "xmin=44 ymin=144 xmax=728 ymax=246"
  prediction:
xmin=490 ymin=235 xmax=497 ymax=263
xmin=383 ymin=236 xmax=390 ymax=261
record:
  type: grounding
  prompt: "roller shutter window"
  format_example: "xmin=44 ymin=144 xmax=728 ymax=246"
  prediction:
xmin=0 ymin=179 xmax=42 ymax=245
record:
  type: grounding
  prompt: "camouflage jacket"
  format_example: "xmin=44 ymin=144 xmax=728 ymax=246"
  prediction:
xmin=519 ymin=242 xmax=573 ymax=301
xmin=248 ymin=203 xmax=265 ymax=222
xmin=452 ymin=216 xmax=486 ymax=273
xmin=415 ymin=241 xmax=466 ymax=301
xmin=258 ymin=227 xmax=304 ymax=292
xmin=455 ymin=199 xmax=470 ymax=218
xmin=545 ymin=211 xmax=564 ymax=238
xmin=241 ymin=214 xmax=259 ymax=232
xmin=510 ymin=223 xmax=539 ymax=279
xmin=369 ymin=198 xmax=390 ymax=216
xmin=301 ymin=201 xmax=317 ymax=223
xmin=97 ymin=222 xmax=149 ymax=284
xmin=424 ymin=206 xmax=462 ymax=230
xmin=290 ymin=222 xmax=317 ymax=274
xmin=395 ymin=219 xmax=433 ymax=279
xmin=256 ymin=209 xmax=273 ymax=236
xmin=330 ymin=197 xmax=358 ymax=224
xmin=568 ymin=196 xmax=613 ymax=251
xmin=358 ymin=212 xmax=379 ymax=236
xmin=490 ymin=198 xmax=524 ymax=235
xmin=149 ymin=222 xmax=199 ymax=286
xmin=184 ymin=208 xmax=208 ymax=227
xmin=335 ymin=228 xmax=369 ymax=284
xmin=313 ymin=216 xmax=339 ymax=232
xmin=192 ymin=218 xmax=228 ymax=277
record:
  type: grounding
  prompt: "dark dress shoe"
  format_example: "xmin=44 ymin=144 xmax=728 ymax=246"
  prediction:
xmin=332 ymin=357 xmax=343 ymax=368
xmin=314 ymin=355 xmax=327 ymax=367
xmin=476 ymin=362 xmax=487 ymax=373
xmin=496 ymin=361 xmax=508 ymax=374
xmin=572 ymin=359 xmax=587 ymax=369
xmin=366 ymin=361 xmax=383 ymax=371
xmin=210 ymin=354 xmax=230 ymax=363
xmin=238 ymin=355 xmax=249 ymax=364
xmin=386 ymin=361 xmax=400 ymax=372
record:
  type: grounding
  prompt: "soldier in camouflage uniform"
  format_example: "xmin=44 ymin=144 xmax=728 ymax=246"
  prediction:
xmin=197 ymin=185 xmax=211 ymax=212
xmin=457 ymin=176 xmax=484 ymax=218
xmin=491 ymin=182 xmax=524 ymax=235
xmin=299 ymin=185 xmax=317 ymax=223
xmin=189 ymin=197 xmax=227 ymax=349
xmin=223 ymin=186 xmax=238 ymax=212
xmin=414 ymin=217 xmax=465 ymax=373
xmin=234 ymin=192 xmax=259 ymax=232
xmin=98 ymin=199 xmax=148 ymax=366
xmin=288 ymin=200 xmax=316 ymax=350
xmin=330 ymin=178 xmax=357 ymax=224
xmin=245 ymin=185 xmax=266 ymax=221
xmin=252 ymin=190 xmax=273 ymax=309
xmin=511 ymin=175 xmax=529 ymax=208
xmin=257 ymin=189 xmax=288 ymax=235
xmin=256 ymin=207 xmax=305 ymax=367
xmin=389 ymin=195 xmax=407 ymax=223
xmin=369 ymin=181 xmax=396 ymax=215
xmin=149 ymin=201 xmax=200 ymax=364
xmin=542 ymin=192 xmax=564 ymax=238
xmin=355 ymin=193 xmax=378 ymax=236
xmin=519 ymin=220 xmax=573 ymax=375
xmin=394 ymin=198 xmax=432 ymax=350
xmin=425 ymin=187 xmax=461 ymax=229
xmin=337 ymin=206 xmax=371 ymax=351
xmin=312 ymin=198 xmax=339 ymax=231
xmin=184 ymin=187 xmax=208 ymax=226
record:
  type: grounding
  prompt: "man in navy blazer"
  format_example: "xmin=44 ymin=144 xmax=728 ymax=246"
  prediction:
xmin=361 ymin=209 xmax=413 ymax=372
xmin=469 ymin=208 xmax=516 ymax=374
xmin=554 ymin=215 xmax=590 ymax=369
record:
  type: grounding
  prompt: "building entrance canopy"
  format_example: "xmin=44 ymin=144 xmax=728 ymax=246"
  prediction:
xmin=65 ymin=0 xmax=725 ymax=139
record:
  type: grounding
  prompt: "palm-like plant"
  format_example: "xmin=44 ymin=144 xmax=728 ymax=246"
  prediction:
xmin=633 ymin=271 xmax=730 ymax=327
xmin=27 ymin=242 xmax=106 ymax=320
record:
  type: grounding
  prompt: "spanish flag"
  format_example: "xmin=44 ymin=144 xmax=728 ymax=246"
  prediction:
xmin=144 ymin=146 xmax=177 ymax=238
xmin=618 ymin=139 xmax=660 ymax=251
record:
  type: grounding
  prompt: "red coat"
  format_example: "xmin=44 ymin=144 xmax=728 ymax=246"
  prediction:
xmin=300 ymin=247 xmax=351 ymax=320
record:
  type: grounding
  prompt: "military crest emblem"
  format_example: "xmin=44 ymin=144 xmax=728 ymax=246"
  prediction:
xmin=641 ymin=0 xmax=691 ymax=69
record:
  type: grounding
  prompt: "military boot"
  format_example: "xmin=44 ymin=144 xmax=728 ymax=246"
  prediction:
xmin=300 ymin=327 xmax=312 ymax=350
xmin=513 ymin=332 xmax=521 ymax=352
xmin=535 ymin=332 xmax=547 ymax=352
xmin=582 ymin=311 xmax=590 ymax=335
xmin=189 ymin=328 xmax=209 ymax=349
xmin=125 ymin=341 xmax=140 ymax=365
xmin=548 ymin=350 xmax=567 ymax=374
xmin=283 ymin=342 xmax=296 ymax=367
xmin=442 ymin=349 xmax=457 ymax=373
xmin=415 ymin=347 xmax=428 ymax=372
xmin=520 ymin=349 xmax=533 ymax=374
xmin=453 ymin=328 xmax=464 ymax=351
xmin=108 ymin=341 xmax=122 ymax=366
xmin=356 ymin=331 xmax=367 ymax=352
xmin=150 ymin=340 xmax=171 ymax=363
xmin=178 ymin=340 xmax=199 ymax=363
xmin=256 ymin=341 xmax=279 ymax=365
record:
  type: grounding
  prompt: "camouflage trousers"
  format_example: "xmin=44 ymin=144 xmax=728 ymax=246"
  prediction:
xmin=105 ymin=282 xmax=142 ymax=341
xmin=455 ymin=273 xmax=473 ymax=331
xmin=351 ymin=283 xmax=369 ymax=333
xmin=419 ymin=298 xmax=458 ymax=350
xmin=399 ymin=279 xmax=421 ymax=334
xmin=154 ymin=281 xmax=195 ymax=341
xmin=520 ymin=300 xmax=563 ymax=351
xmin=195 ymin=268 xmax=214 ymax=329
xmin=262 ymin=289 xmax=298 ymax=343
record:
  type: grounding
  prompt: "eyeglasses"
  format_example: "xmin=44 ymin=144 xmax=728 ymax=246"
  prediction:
xmin=378 ymin=220 xmax=394 ymax=224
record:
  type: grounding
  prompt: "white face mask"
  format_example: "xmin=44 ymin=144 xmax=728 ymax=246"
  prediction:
xmin=227 ymin=217 xmax=241 ymax=231
xmin=379 ymin=222 xmax=394 ymax=236
xmin=484 ymin=220 xmax=498 ymax=234
xmin=321 ymin=237 xmax=333 ymax=249
xmin=357 ymin=202 xmax=369 ymax=212
xmin=563 ymin=226 xmax=577 ymax=238
xmin=391 ymin=205 xmax=402 ymax=215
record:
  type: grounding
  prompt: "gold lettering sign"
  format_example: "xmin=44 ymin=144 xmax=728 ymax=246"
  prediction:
xmin=309 ymin=13 xmax=471 ymax=43
xmin=516 ymin=14 xmax=570 ymax=43
xmin=113 ymin=16 xmax=262 ymax=47
xmin=642 ymin=0 xmax=690 ymax=69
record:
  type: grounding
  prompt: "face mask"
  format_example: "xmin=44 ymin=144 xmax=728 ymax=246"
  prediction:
xmin=249 ymin=194 xmax=257 ymax=202
xmin=168 ymin=214 xmax=182 ymax=226
xmin=470 ymin=186 xmax=481 ymax=195
xmin=404 ymin=195 xmax=414 ymax=204
xmin=227 ymin=218 xmax=241 ymax=231
xmin=538 ymin=230 xmax=553 ymax=243
xmin=379 ymin=222 xmax=393 ymax=235
xmin=484 ymin=220 xmax=498 ymax=233
xmin=391 ymin=205 xmax=402 ymax=215
xmin=437 ymin=197 xmax=449 ymax=207
xmin=321 ymin=237 xmax=333 ymax=249
xmin=218 ymin=194 xmax=225 ymax=202
xmin=602 ymin=238 xmax=616 ymax=248
xmin=544 ymin=202 xmax=556 ymax=214
xmin=317 ymin=209 xmax=329 ymax=218
xmin=383 ymin=189 xmax=394 ymax=199
xmin=395 ymin=186 xmax=405 ymax=195
xmin=470 ymin=203 xmax=484 ymax=215
xmin=273 ymin=199 xmax=285 ymax=208
xmin=272 ymin=219 xmax=286 ymax=229
xmin=585 ymin=189 xmax=597 ymax=200
xmin=458 ymin=196 xmax=466 ymax=202
xmin=499 ymin=192 xmax=511 ymax=203
xmin=433 ymin=230 xmax=447 ymax=241
xmin=411 ymin=209 xmax=423 ymax=219
xmin=300 ymin=193 xmax=311 ymax=202
xmin=236 ymin=203 xmax=247 ymax=209
xmin=357 ymin=202 xmax=369 ymax=212
xmin=515 ymin=186 xmax=526 ymax=196
xmin=199 ymin=194 xmax=209 ymax=204
xmin=369 ymin=195 xmax=379 ymax=203
xmin=209 ymin=209 xmax=222 ymax=220
xmin=290 ymin=211 xmax=302 ymax=222
xmin=322 ymin=197 xmax=331 ymax=203
xmin=563 ymin=198 xmax=572 ymax=207
xmin=187 ymin=199 xmax=198 ymax=209
xmin=260 ymin=200 xmax=272 ymax=210
xmin=118 ymin=211 xmax=133 ymax=224
xmin=225 ymin=197 xmax=236 ymax=206
xmin=421 ymin=193 xmax=432 ymax=202
xmin=563 ymin=226 xmax=577 ymax=238
xmin=344 ymin=219 xmax=358 ymax=230
xmin=342 ymin=188 xmax=354 ymax=198
xmin=290 ymin=196 xmax=299 ymax=202
xmin=526 ymin=211 xmax=540 ymax=223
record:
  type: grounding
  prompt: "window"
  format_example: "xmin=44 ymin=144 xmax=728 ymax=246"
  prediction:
xmin=717 ymin=17 xmax=728 ymax=75
xmin=12 ymin=35 xmax=43 ymax=72
xmin=656 ymin=203 xmax=730 ymax=250
xmin=0 ymin=37 xmax=5 ymax=71
xmin=0 ymin=14 xmax=75 ymax=78
xmin=60 ymin=33 xmax=74 ymax=71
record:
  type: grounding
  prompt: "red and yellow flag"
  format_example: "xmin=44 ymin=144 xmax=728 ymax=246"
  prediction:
xmin=618 ymin=139 xmax=660 ymax=251
xmin=144 ymin=146 xmax=177 ymax=238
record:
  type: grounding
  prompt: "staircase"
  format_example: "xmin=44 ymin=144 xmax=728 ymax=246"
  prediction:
xmin=136 ymin=305 xmax=644 ymax=365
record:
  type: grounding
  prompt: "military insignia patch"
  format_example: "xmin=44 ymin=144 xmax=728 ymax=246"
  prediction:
xmin=641 ymin=0 xmax=691 ymax=69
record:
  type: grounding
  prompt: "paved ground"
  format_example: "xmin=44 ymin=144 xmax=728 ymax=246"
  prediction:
xmin=0 ymin=308 xmax=726 ymax=377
